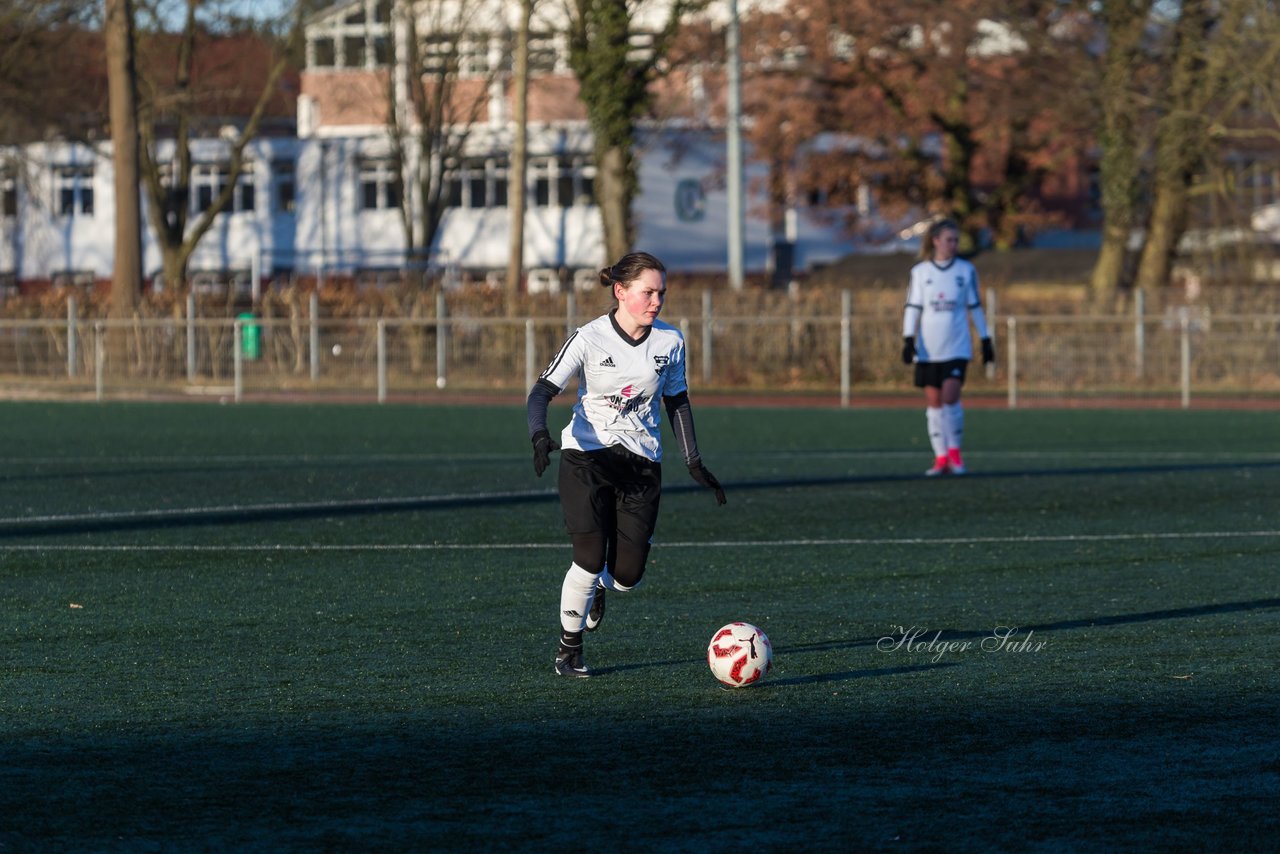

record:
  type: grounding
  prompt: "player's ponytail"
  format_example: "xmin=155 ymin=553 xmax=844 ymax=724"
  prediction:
xmin=600 ymin=252 xmax=666 ymax=289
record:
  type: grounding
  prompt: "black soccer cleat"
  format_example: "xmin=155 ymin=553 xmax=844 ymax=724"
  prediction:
xmin=554 ymin=646 xmax=592 ymax=678
xmin=585 ymin=582 xmax=606 ymax=632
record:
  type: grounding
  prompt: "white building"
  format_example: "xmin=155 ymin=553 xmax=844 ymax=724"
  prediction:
xmin=1 ymin=0 xmax=873 ymax=295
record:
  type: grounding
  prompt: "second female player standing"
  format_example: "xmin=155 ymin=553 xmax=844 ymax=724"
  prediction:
xmin=526 ymin=251 xmax=726 ymax=678
xmin=901 ymin=219 xmax=994 ymax=476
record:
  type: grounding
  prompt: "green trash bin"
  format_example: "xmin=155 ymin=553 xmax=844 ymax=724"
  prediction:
xmin=239 ymin=312 xmax=261 ymax=360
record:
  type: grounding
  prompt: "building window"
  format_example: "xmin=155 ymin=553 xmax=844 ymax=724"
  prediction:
xmin=192 ymin=162 xmax=255 ymax=214
xmin=443 ymin=157 xmax=508 ymax=209
xmin=273 ymin=158 xmax=296 ymax=213
xmin=312 ymin=37 xmax=336 ymax=68
xmin=422 ymin=33 xmax=492 ymax=77
xmin=359 ymin=158 xmax=401 ymax=210
xmin=343 ymin=35 xmax=366 ymax=68
xmin=56 ymin=165 xmax=93 ymax=217
xmin=529 ymin=156 xmax=595 ymax=208
xmin=307 ymin=1 xmax=392 ymax=70
xmin=528 ymin=32 xmax=561 ymax=74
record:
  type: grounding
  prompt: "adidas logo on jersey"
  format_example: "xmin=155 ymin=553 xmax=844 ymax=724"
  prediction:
xmin=599 ymin=356 xmax=616 ymax=368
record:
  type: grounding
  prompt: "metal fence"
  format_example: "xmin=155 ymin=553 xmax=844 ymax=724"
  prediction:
xmin=1 ymin=303 xmax=1277 ymax=407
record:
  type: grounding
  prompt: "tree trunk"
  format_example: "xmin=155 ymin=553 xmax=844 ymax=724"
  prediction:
xmin=1133 ymin=0 xmax=1216 ymax=292
xmin=1089 ymin=224 xmax=1131 ymax=298
xmin=505 ymin=0 xmax=533 ymax=314
xmin=1134 ymin=175 xmax=1189 ymax=291
xmin=596 ymin=143 xmax=631 ymax=263
xmin=1088 ymin=0 xmax=1155 ymax=299
xmin=105 ymin=0 xmax=141 ymax=321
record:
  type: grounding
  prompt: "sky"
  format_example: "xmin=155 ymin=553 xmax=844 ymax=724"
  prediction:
xmin=155 ymin=0 xmax=299 ymax=31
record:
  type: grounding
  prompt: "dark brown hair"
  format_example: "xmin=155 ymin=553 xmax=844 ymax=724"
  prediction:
xmin=917 ymin=218 xmax=960 ymax=261
xmin=599 ymin=252 xmax=666 ymax=289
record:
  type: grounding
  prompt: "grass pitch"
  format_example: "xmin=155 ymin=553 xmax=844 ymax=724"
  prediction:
xmin=1 ymin=401 xmax=1278 ymax=850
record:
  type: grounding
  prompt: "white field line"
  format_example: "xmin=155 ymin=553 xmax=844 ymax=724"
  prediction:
xmin=5 ymin=450 xmax=1280 ymax=466
xmin=4 ymin=530 xmax=1280 ymax=552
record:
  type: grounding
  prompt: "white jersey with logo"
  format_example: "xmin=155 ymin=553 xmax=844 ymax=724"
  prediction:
xmin=539 ymin=310 xmax=688 ymax=462
xmin=902 ymin=257 xmax=990 ymax=362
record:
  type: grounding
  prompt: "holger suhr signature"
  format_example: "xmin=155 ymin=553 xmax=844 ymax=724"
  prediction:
xmin=877 ymin=625 xmax=1046 ymax=662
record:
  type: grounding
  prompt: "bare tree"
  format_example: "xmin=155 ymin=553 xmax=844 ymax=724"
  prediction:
xmin=1133 ymin=0 xmax=1279 ymax=290
xmin=1088 ymin=0 xmax=1157 ymax=298
xmin=564 ymin=0 xmax=706 ymax=261
xmin=505 ymin=0 xmax=535 ymax=309
xmin=105 ymin=0 xmax=142 ymax=319
xmin=0 ymin=1 xmax=99 ymax=144
xmin=133 ymin=0 xmax=304 ymax=290
xmin=387 ymin=0 xmax=495 ymax=270
xmin=742 ymin=0 xmax=1094 ymax=255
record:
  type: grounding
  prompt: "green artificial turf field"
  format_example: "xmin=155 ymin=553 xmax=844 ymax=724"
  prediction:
xmin=2 ymin=401 xmax=1278 ymax=850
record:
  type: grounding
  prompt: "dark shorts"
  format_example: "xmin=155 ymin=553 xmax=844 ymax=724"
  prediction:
xmin=558 ymin=446 xmax=662 ymax=545
xmin=914 ymin=359 xmax=969 ymax=389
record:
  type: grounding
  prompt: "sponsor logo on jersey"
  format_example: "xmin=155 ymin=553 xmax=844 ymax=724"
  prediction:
xmin=599 ymin=356 xmax=616 ymax=368
xmin=929 ymin=290 xmax=960 ymax=312
xmin=604 ymin=383 xmax=650 ymax=416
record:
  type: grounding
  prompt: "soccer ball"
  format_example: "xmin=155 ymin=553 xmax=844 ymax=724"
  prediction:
xmin=707 ymin=622 xmax=772 ymax=687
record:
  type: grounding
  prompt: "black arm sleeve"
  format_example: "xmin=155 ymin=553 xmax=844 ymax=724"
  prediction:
xmin=526 ymin=378 xmax=560 ymax=440
xmin=663 ymin=391 xmax=701 ymax=467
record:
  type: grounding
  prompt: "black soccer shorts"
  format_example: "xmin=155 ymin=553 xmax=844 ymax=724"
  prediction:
xmin=558 ymin=445 xmax=662 ymax=546
xmin=914 ymin=358 xmax=969 ymax=389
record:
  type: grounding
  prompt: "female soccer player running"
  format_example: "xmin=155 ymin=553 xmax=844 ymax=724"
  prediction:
xmin=901 ymin=219 xmax=995 ymax=476
xmin=526 ymin=251 xmax=726 ymax=678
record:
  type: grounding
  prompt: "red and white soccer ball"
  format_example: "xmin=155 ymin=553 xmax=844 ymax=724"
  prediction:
xmin=707 ymin=622 xmax=773 ymax=687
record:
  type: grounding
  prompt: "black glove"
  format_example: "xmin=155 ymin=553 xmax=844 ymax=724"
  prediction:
xmin=532 ymin=429 xmax=559 ymax=477
xmin=901 ymin=336 xmax=916 ymax=365
xmin=688 ymin=462 xmax=727 ymax=506
xmin=981 ymin=337 xmax=995 ymax=365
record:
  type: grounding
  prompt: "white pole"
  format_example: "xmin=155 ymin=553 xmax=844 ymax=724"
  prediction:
xmin=377 ymin=319 xmax=387 ymax=403
xmin=1180 ymin=306 xmax=1191 ymax=409
xmin=525 ymin=319 xmax=535 ymax=392
xmin=726 ymin=0 xmax=745 ymax=291
xmin=436 ymin=290 xmax=448 ymax=389
xmin=1135 ymin=288 xmax=1146 ymax=380
xmin=94 ymin=322 xmax=104 ymax=402
xmin=1006 ymin=316 xmax=1017 ymax=410
xmin=187 ymin=292 xmax=197 ymax=381
xmin=66 ymin=296 xmax=77 ymax=377
xmin=840 ymin=289 xmax=851 ymax=408
xmin=310 ymin=290 xmax=320 ymax=381
xmin=251 ymin=245 xmax=261 ymax=303
xmin=701 ymin=288 xmax=713 ymax=385
xmin=234 ymin=318 xmax=243 ymax=403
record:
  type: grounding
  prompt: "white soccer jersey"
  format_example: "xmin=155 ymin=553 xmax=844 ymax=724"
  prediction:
xmin=902 ymin=257 xmax=990 ymax=362
xmin=539 ymin=311 xmax=689 ymax=462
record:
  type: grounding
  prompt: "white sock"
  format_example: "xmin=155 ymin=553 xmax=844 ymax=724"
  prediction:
xmin=926 ymin=408 xmax=947 ymax=458
xmin=559 ymin=563 xmax=600 ymax=633
xmin=943 ymin=402 xmax=964 ymax=452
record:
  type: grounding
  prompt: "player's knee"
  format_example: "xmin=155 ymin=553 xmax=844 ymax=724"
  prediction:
xmin=609 ymin=546 xmax=651 ymax=590
xmin=570 ymin=533 xmax=608 ymax=574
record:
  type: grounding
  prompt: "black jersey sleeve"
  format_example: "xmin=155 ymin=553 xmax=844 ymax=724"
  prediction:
xmin=663 ymin=391 xmax=702 ymax=467
xmin=526 ymin=378 xmax=561 ymax=440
